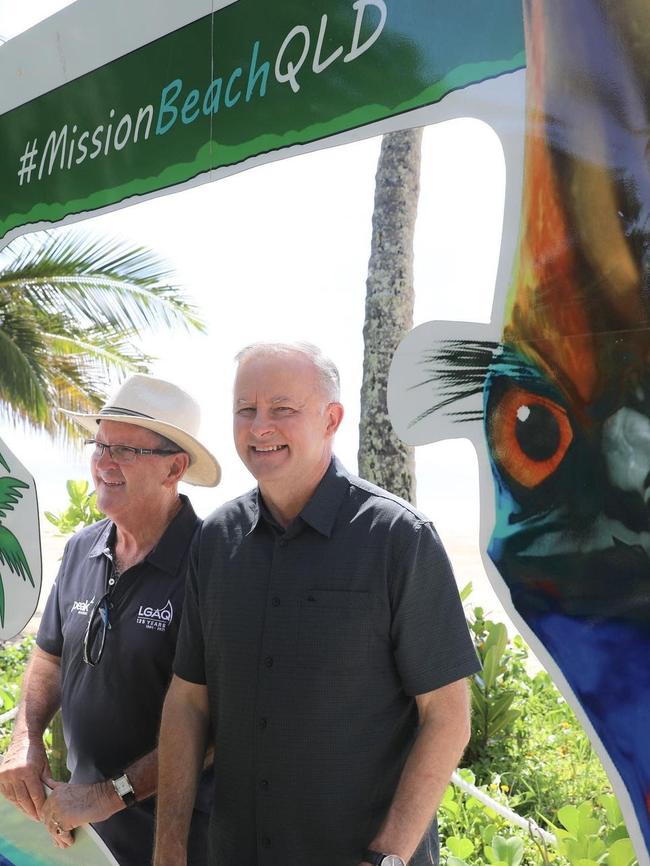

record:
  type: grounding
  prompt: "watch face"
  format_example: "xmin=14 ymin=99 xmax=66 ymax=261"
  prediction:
xmin=113 ymin=775 xmax=133 ymax=796
xmin=382 ymin=857 xmax=405 ymax=866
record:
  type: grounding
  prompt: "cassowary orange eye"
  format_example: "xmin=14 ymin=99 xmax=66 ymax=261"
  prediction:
xmin=488 ymin=387 xmax=573 ymax=488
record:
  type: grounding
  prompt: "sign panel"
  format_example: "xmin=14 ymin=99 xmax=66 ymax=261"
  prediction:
xmin=0 ymin=793 xmax=119 ymax=866
xmin=0 ymin=438 xmax=41 ymax=640
xmin=0 ymin=0 xmax=524 ymax=242
xmin=389 ymin=2 xmax=650 ymax=864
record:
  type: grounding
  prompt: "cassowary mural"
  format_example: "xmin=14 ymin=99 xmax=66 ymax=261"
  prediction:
xmin=389 ymin=0 xmax=650 ymax=862
xmin=0 ymin=442 xmax=41 ymax=639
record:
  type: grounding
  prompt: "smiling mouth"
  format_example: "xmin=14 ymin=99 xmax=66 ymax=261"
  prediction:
xmin=100 ymin=480 xmax=125 ymax=486
xmin=251 ymin=445 xmax=287 ymax=453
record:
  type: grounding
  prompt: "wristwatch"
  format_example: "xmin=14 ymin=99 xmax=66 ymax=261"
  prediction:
xmin=111 ymin=773 xmax=136 ymax=807
xmin=363 ymin=851 xmax=406 ymax=866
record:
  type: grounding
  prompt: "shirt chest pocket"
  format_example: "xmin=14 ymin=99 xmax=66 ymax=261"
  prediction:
xmin=297 ymin=590 xmax=373 ymax=670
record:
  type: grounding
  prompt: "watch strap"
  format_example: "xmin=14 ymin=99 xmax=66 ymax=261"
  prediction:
xmin=363 ymin=851 xmax=386 ymax=866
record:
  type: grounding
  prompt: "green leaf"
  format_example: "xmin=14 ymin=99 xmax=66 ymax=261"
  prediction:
xmin=558 ymin=805 xmax=580 ymax=836
xmin=66 ymin=479 xmax=88 ymax=505
xmin=599 ymin=795 xmax=624 ymax=827
xmin=447 ymin=837 xmax=475 ymax=859
xmin=487 ymin=691 xmax=516 ymax=723
xmin=487 ymin=708 xmax=520 ymax=738
xmin=605 ymin=825 xmax=631 ymax=846
xmin=447 ymin=857 xmax=470 ymax=866
xmin=482 ymin=645 xmax=500 ymax=690
xmin=491 ymin=835 xmax=524 ymax=866
xmin=607 ymin=838 xmax=636 ymax=866
xmin=485 ymin=622 xmax=508 ymax=659
xmin=460 ymin=581 xmax=473 ymax=601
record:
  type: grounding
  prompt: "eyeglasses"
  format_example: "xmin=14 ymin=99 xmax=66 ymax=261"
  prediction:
xmin=84 ymin=439 xmax=182 ymax=464
xmin=83 ymin=591 xmax=111 ymax=666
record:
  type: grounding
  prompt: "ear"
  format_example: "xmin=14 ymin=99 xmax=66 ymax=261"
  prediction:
xmin=325 ymin=402 xmax=344 ymax=438
xmin=164 ymin=451 xmax=191 ymax=486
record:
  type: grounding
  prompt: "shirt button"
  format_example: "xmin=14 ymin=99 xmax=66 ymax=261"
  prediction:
xmin=278 ymin=538 xmax=287 ymax=547
xmin=259 ymin=717 xmax=268 ymax=730
xmin=271 ymin=597 xmax=281 ymax=607
xmin=259 ymin=779 xmax=269 ymax=791
xmin=264 ymin=656 xmax=274 ymax=668
xmin=261 ymin=837 xmax=271 ymax=848
xmin=108 ymin=578 xmax=115 ymax=586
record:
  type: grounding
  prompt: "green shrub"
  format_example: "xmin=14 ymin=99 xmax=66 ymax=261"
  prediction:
xmin=44 ymin=479 xmax=104 ymax=536
xmin=0 ymin=635 xmax=35 ymax=752
xmin=445 ymin=589 xmax=638 ymax=865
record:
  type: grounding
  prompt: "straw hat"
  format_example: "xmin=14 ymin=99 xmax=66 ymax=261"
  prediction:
xmin=61 ymin=374 xmax=220 ymax=487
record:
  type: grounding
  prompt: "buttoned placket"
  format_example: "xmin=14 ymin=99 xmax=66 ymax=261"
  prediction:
xmin=254 ymin=525 xmax=296 ymax=862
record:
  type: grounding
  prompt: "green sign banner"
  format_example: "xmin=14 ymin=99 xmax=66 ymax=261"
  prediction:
xmin=0 ymin=0 xmax=524 ymax=242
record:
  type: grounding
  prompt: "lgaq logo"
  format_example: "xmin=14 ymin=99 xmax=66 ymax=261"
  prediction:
xmin=136 ymin=599 xmax=173 ymax=632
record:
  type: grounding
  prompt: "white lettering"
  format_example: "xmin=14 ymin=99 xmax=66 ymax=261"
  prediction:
xmin=275 ymin=25 xmax=310 ymax=93
xmin=312 ymin=15 xmax=343 ymax=74
xmin=344 ymin=0 xmax=387 ymax=63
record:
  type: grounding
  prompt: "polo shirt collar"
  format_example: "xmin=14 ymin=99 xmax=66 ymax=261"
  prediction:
xmin=86 ymin=494 xmax=199 ymax=576
xmin=247 ymin=456 xmax=349 ymax=539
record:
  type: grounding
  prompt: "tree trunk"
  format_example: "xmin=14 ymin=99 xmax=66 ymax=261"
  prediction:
xmin=358 ymin=128 xmax=422 ymax=504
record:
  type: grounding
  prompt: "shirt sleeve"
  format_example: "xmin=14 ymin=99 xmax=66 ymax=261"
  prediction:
xmin=173 ymin=532 xmax=207 ymax=684
xmin=390 ymin=519 xmax=480 ymax=696
xmin=35 ymin=541 xmax=69 ymax=657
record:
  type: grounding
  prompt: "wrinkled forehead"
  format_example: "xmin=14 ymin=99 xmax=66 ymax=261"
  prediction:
xmin=95 ymin=419 xmax=162 ymax=446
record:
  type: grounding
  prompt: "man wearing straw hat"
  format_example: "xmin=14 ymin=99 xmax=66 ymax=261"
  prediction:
xmin=0 ymin=374 xmax=220 ymax=866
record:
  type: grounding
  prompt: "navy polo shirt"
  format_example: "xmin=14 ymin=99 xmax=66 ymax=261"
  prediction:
xmin=37 ymin=495 xmax=210 ymax=866
xmin=175 ymin=457 xmax=479 ymax=866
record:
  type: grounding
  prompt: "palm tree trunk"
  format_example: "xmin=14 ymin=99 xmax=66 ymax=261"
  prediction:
xmin=358 ymin=128 xmax=422 ymax=504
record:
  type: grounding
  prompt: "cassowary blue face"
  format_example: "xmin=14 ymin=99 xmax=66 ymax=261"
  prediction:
xmin=484 ymin=343 xmax=650 ymax=630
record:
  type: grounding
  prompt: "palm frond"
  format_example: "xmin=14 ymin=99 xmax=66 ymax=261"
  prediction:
xmin=0 ymin=525 xmax=33 ymax=582
xmin=0 ymin=300 xmax=49 ymax=423
xmin=0 ymin=230 xmax=205 ymax=334
xmin=0 ymin=228 xmax=203 ymax=441
xmin=0 ymin=477 xmax=29 ymax=519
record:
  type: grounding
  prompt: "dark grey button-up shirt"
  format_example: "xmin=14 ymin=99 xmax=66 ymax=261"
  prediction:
xmin=175 ymin=458 xmax=479 ymax=866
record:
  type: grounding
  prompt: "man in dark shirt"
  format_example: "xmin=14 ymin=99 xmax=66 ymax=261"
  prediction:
xmin=154 ymin=343 xmax=479 ymax=866
xmin=0 ymin=374 xmax=220 ymax=866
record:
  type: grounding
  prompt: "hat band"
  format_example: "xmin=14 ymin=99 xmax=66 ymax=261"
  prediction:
xmin=99 ymin=406 xmax=155 ymax=420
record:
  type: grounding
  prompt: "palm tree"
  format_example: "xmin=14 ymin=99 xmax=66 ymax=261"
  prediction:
xmin=0 ymin=229 xmax=204 ymax=438
xmin=358 ymin=128 xmax=422 ymax=502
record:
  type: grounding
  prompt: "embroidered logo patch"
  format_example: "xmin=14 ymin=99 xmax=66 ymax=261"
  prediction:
xmin=136 ymin=599 xmax=173 ymax=631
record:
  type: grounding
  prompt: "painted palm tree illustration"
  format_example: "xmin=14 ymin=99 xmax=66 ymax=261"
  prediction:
xmin=0 ymin=449 xmax=33 ymax=628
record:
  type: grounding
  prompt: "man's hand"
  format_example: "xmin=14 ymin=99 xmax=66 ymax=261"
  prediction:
xmin=0 ymin=737 xmax=51 ymax=821
xmin=40 ymin=778 xmax=122 ymax=835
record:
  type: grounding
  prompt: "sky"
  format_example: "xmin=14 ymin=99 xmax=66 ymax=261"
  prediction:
xmin=0 ymin=0 xmax=508 ymax=616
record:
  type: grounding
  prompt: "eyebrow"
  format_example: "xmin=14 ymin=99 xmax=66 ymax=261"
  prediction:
xmin=234 ymin=396 xmax=305 ymax=406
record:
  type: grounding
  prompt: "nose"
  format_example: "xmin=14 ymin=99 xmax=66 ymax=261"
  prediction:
xmin=250 ymin=411 xmax=275 ymax=438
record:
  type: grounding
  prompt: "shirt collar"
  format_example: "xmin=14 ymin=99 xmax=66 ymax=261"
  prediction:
xmin=246 ymin=456 xmax=349 ymax=539
xmin=87 ymin=494 xmax=200 ymax=575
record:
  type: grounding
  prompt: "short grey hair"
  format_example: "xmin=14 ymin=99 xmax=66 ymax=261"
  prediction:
xmin=234 ymin=341 xmax=341 ymax=402
xmin=152 ymin=431 xmax=185 ymax=452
